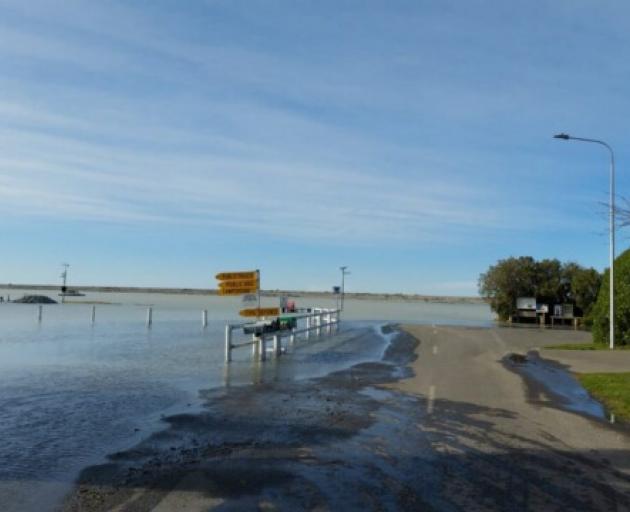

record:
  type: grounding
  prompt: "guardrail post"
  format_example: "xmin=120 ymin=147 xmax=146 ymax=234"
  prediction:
xmin=37 ymin=305 xmax=43 ymax=323
xmin=225 ymin=324 xmax=232 ymax=363
xmin=202 ymin=309 xmax=208 ymax=328
xmin=146 ymin=307 xmax=153 ymax=327
xmin=305 ymin=316 xmax=311 ymax=340
xmin=273 ymin=334 xmax=280 ymax=357
xmin=326 ymin=311 xmax=331 ymax=334
xmin=290 ymin=328 xmax=296 ymax=346
xmin=91 ymin=305 xmax=96 ymax=324
xmin=252 ymin=334 xmax=258 ymax=358
xmin=260 ymin=336 xmax=267 ymax=362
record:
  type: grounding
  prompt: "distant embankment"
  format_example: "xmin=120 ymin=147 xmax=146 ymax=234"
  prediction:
xmin=0 ymin=284 xmax=486 ymax=304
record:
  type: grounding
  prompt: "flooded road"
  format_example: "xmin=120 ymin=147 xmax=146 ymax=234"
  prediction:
xmin=0 ymin=291 xmax=492 ymax=511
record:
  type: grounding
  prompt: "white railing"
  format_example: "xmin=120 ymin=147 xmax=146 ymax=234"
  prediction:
xmin=224 ymin=308 xmax=340 ymax=363
xmin=25 ymin=305 xmax=212 ymax=328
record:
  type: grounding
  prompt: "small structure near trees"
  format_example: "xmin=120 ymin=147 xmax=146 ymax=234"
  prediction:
xmin=479 ymin=257 xmax=601 ymax=328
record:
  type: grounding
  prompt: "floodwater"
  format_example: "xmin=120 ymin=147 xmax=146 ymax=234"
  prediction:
xmin=517 ymin=352 xmax=607 ymax=420
xmin=0 ymin=289 xmax=492 ymax=511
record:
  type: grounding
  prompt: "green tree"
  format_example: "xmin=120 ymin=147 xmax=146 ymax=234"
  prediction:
xmin=567 ymin=265 xmax=602 ymax=319
xmin=535 ymin=259 xmax=563 ymax=305
xmin=479 ymin=257 xmax=601 ymax=322
xmin=478 ymin=256 xmax=538 ymax=321
xmin=591 ymin=248 xmax=630 ymax=346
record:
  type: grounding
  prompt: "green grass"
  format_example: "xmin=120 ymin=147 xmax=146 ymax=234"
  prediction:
xmin=543 ymin=343 xmax=630 ymax=350
xmin=576 ymin=373 xmax=630 ymax=420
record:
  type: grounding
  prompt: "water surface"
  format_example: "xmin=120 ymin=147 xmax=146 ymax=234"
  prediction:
xmin=0 ymin=289 xmax=492 ymax=511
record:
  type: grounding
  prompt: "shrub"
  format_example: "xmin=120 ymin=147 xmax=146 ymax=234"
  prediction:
xmin=591 ymin=248 xmax=630 ymax=346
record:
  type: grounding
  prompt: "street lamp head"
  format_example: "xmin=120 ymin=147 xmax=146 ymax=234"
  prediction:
xmin=553 ymin=133 xmax=570 ymax=140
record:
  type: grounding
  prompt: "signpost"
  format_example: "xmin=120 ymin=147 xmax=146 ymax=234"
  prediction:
xmin=218 ymin=279 xmax=258 ymax=289
xmin=239 ymin=307 xmax=280 ymax=317
xmin=216 ymin=269 xmax=263 ymax=318
xmin=215 ymin=271 xmax=257 ymax=281
xmin=218 ymin=287 xmax=258 ymax=296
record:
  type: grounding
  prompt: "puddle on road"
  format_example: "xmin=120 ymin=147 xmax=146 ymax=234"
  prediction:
xmin=505 ymin=352 xmax=612 ymax=422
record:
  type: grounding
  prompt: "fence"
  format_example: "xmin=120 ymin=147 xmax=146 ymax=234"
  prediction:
xmin=25 ymin=305 xmax=341 ymax=363
xmin=29 ymin=305 xmax=211 ymax=328
xmin=224 ymin=308 xmax=340 ymax=363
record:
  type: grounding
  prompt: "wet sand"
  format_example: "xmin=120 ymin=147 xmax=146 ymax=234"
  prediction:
xmin=60 ymin=326 xmax=630 ymax=511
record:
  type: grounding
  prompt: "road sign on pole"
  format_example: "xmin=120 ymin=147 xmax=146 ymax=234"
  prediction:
xmin=218 ymin=287 xmax=258 ymax=296
xmin=218 ymin=279 xmax=258 ymax=289
xmin=216 ymin=269 xmax=262 ymax=319
xmin=216 ymin=271 xmax=257 ymax=281
xmin=239 ymin=307 xmax=280 ymax=317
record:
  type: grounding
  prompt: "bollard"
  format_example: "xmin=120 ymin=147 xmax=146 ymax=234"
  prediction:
xmin=273 ymin=335 xmax=280 ymax=357
xmin=202 ymin=309 xmax=208 ymax=328
xmin=91 ymin=305 xmax=96 ymax=324
xmin=252 ymin=334 xmax=258 ymax=357
xmin=224 ymin=324 xmax=232 ymax=363
xmin=260 ymin=336 xmax=267 ymax=362
xmin=146 ymin=307 xmax=153 ymax=327
xmin=290 ymin=328 xmax=296 ymax=345
xmin=37 ymin=305 xmax=43 ymax=323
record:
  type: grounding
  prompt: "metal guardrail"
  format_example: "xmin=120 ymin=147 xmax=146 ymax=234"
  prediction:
xmin=22 ymin=305 xmax=340 ymax=363
xmin=224 ymin=308 xmax=340 ymax=363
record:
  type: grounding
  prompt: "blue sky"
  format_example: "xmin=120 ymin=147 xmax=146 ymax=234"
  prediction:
xmin=1 ymin=1 xmax=630 ymax=295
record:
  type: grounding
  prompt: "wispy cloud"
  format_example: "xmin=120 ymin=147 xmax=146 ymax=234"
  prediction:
xmin=0 ymin=0 xmax=627 ymax=290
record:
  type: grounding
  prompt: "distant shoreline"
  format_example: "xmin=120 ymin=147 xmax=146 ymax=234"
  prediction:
xmin=0 ymin=284 xmax=485 ymax=304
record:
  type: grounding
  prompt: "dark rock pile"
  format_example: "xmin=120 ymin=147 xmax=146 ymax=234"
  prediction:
xmin=13 ymin=295 xmax=58 ymax=304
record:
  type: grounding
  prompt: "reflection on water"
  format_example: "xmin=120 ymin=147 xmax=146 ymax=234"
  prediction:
xmin=0 ymin=289 xmax=492 ymax=512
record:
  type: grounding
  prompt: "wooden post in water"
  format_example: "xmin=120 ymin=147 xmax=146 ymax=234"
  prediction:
xmin=202 ymin=309 xmax=208 ymax=328
xmin=91 ymin=305 xmax=96 ymax=324
xmin=37 ymin=305 xmax=43 ymax=323
xmin=146 ymin=307 xmax=153 ymax=327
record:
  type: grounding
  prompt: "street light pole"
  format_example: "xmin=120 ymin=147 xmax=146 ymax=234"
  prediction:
xmin=339 ymin=266 xmax=350 ymax=312
xmin=554 ymin=133 xmax=615 ymax=349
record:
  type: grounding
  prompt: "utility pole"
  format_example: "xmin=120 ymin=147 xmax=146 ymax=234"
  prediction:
xmin=340 ymin=266 xmax=350 ymax=312
xmin=60 ymin=263 xmax=69 ymax=304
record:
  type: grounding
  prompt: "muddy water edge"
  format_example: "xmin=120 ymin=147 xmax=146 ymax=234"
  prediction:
xmin=60 ymin=326 xmax=428 ymax=511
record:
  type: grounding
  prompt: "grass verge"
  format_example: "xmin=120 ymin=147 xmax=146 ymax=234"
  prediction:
xmin=543 ymin=343 xmax=630 ymax=350
xmin=576 ymin=373 xmax=630 ymax=420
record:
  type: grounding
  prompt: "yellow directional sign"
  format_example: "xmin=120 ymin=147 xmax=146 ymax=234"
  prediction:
xmin=218 ymin=279 xmax=258 ymax=289
xmin=218 ymin=287 xmax=258 ymax=296
xmin=216 ymin=271 xmax=257 ymax=281
xmin=239 ymin=307 xmax=280 ymax=317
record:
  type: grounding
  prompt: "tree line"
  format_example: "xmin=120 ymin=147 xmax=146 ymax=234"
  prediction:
xmin=479 ymin=250 xmax=630 ymax=345
xmin=478 ymin=257 xmax=601 ymax=323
